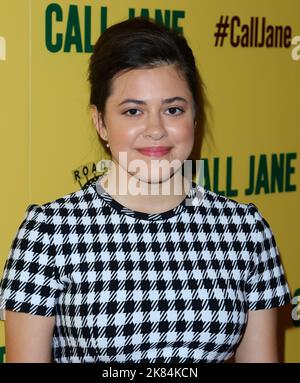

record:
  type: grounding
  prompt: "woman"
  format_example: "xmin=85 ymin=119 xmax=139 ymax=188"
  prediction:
xmin=0 ymin=17 xmax=291 ymax=363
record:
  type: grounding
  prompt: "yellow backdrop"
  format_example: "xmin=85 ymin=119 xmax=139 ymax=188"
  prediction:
xmin=0 ymin=0 xmax=299 ymax=362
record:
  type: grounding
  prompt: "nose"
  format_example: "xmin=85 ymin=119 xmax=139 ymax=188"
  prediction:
xmin=143 ymin=112 xmax=167 ymax=141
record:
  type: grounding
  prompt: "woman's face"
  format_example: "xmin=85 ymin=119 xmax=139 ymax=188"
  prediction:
xmin=92 ymin=64 xmax=195 ymax=185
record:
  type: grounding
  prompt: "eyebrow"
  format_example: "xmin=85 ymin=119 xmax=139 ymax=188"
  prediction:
xmin=118 ymin=96 xmax=188 ymax=107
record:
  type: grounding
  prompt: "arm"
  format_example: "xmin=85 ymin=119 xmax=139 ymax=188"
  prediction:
xmin=4 ymin=310 xmax=55 ymax=363
xmin=234 ymin=307 xmax=279 ymax=363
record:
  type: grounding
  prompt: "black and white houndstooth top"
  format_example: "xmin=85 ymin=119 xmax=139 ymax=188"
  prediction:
xmin=0 ymin=175 xmax=291 ymax=362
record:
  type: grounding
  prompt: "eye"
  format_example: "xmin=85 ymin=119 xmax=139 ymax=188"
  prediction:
xmin=166 ymin=107 xmax=184 ymax=116
xmin=123 ymin=108 xmax=142 ymax=116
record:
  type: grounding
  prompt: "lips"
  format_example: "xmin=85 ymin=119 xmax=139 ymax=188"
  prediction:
xmin=137 ymin=146 xmax=172 ymax=157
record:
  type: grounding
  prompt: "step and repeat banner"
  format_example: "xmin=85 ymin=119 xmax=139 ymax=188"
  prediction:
xmin=0 ymin=0 xmax=299 ymax=362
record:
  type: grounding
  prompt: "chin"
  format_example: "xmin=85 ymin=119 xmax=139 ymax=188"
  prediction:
xmin=129 ymin=169 xmax=178 ymax=185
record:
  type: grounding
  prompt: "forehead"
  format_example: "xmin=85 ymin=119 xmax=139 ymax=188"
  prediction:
xmin=109 ymin=65 xmax=192 ymax=100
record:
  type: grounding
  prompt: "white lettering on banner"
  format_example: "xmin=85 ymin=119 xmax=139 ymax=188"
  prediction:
xmin=0 ymin=36 xmax=6 ymax=61
xmin=291 ymin=35 xmax=300 ymax=61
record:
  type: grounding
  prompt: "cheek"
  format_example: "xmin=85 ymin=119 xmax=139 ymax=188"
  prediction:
xmin=110 ymin=130 xmax=128 ymax=147
xmin=107 ymin=116 xmax=137 ymax=149
xmin=173 ymin=122 xmax=195 ymax=146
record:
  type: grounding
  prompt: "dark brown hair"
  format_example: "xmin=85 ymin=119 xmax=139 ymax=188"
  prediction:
xmin=88 ymin=16 xmax=209 ymax=156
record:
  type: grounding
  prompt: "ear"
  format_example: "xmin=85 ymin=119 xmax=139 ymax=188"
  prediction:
xmin=90 ymin=105 xmax=108 ymax=142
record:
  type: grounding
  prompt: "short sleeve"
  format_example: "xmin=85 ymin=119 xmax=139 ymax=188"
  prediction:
xmin=245 ymin=203 xmax=291 ymax=311
xmin=0 ymin=204 xmax=62 ymax=319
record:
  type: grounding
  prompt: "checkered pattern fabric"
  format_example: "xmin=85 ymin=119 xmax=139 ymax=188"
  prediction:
xmin=0 ymin=175 xmax=291 ymax=363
